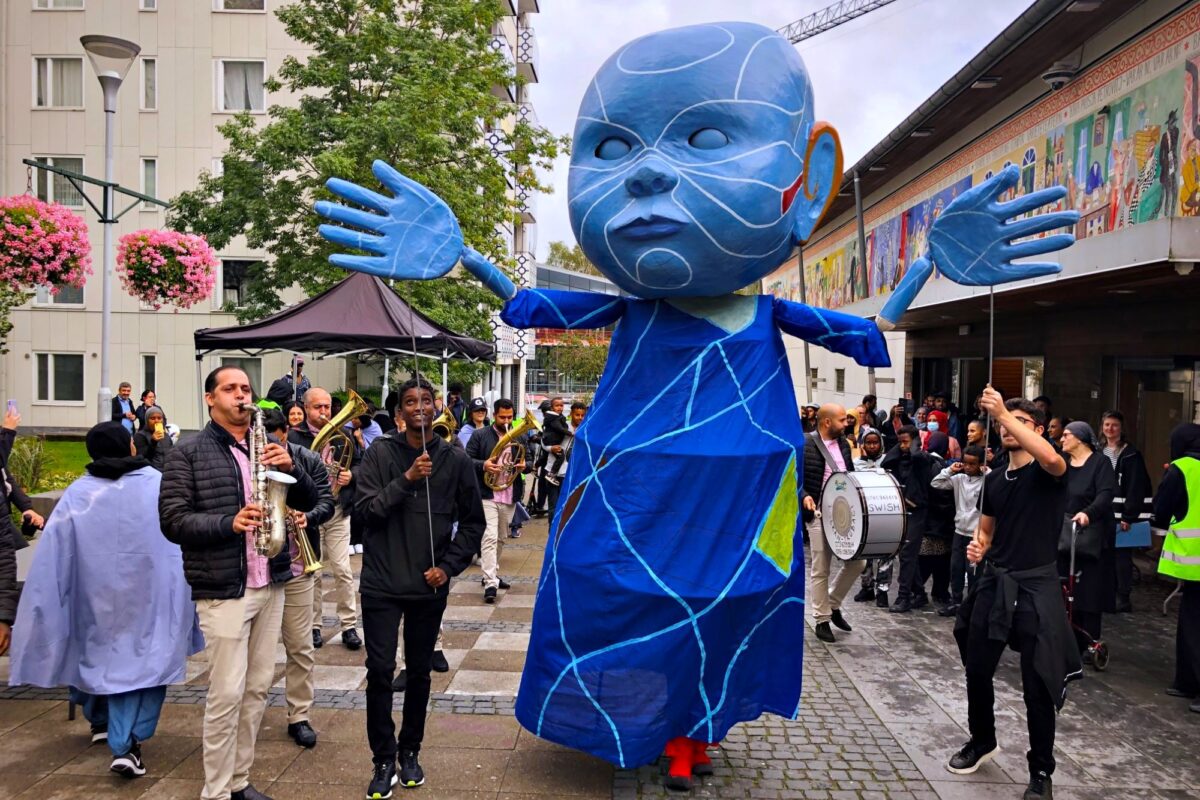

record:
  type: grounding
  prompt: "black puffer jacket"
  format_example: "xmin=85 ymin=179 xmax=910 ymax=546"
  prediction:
xmin=160 ymin=421 xmax=319 ymax=600
xmin=0 ymin=532 xmax=14 ymax=624
xmin=801 ymin=432 xmax=854 ymax=522
xmin=288 ymin=440 xmax=335 ymax=559
xmin=133 ymin=427 xmax=173 ymax=472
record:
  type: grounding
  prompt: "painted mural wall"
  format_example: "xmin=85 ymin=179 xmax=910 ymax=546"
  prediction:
xmin=765 ymin=6 xmax=1200 ymax=310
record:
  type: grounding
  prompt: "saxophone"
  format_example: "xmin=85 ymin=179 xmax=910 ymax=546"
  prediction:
xmin=243 ymin=403 xmax=296 ymax=558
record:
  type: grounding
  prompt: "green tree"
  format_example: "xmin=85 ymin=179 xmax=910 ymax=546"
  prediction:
xmin=0 ymin=286 xmax=30 ymax=355
xmin=169 ymin=0 xmax=568 ymax=384
xmin=552 ymin=332 xmax=609 ymax=389
xmin=546 ymin=240 xmax=602 ymax=277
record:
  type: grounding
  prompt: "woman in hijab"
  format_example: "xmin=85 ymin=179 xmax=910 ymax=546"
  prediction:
xmin=1059 ymin=420 xmax=1117 ymax=662
xmin=8 ymin=421 xmax=203 ymax=778
xmin=132 ymin=405 xmax=172 ymax=471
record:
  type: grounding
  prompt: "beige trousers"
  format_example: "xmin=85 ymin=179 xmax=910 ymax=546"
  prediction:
xmin=311 ymin=506 xmax=357 ymax=631
xmin=281 ymin=573 xmax=316 ymax=724
xmin=196 ymin=584 xmax=284 ymax=800
xmin=481 ymin=499 xmax=514 ymax=590
xmin=807 ymin=517 xmax=865 ymax=624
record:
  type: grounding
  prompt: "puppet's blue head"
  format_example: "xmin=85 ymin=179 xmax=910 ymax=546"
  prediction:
xmin=568 ymin=22 xmax=842 ymax=299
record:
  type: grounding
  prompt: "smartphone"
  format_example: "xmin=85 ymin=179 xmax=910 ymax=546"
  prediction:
xmin=6 ymin=400 xmax=16 ymax=415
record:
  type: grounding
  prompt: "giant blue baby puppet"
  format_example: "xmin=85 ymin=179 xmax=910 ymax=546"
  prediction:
xmin=316 ymin=22 xmax=1076 ymax=789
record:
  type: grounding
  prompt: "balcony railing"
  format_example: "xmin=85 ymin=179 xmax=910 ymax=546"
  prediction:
xmin=517 ymin=26 xmax=538 ymax=83
xmin=517 ymin=100 xmax=538 ymax=129
xmin=516 ymin=181 xmax=537 ymax=223
xmin=514 ymin=249 xmax=535 ymax=287
xmin=489 ymin=35 xmax=516 ymax=101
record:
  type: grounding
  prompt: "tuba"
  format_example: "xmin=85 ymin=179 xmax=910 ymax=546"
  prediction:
xmin=484 ymin=409 xmax=541 ymax=491
xmin=243 ymin=403 xmax=295 ymax=558
xmin=311 ymin=389 xmax=369 ymax=497
xmin=431 ymin=407 xmax=458 ymax=442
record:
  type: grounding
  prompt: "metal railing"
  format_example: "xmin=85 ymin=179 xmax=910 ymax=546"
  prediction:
xmin=516 ymin=26 xmax=538 ymax=82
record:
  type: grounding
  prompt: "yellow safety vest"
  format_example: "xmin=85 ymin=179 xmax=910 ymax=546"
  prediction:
xmin=1159 ymin=456 xmax=1200 ymax=582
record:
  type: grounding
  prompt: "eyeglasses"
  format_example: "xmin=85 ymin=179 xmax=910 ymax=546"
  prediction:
xmin=1010 ymin=415 xmax=1037 ymax=427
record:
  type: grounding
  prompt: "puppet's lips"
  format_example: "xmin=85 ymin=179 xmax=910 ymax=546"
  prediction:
xmin=613 ymin=215 xmax=688 ymax=240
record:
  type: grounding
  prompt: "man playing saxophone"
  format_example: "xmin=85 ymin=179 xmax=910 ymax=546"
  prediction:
xmin=465 ymin=398 xmax=525 ymax=604
xmin=262 ymin=408 xmax=335 ymax=749
xmin=160 ymin=366 xmax=320 ymax=800
xmin=289 ymin=386 xmax=364 ymax=651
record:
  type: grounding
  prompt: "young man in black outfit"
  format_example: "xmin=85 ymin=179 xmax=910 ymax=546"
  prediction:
xmin=883 ymin=426 xmax=936 ymax=613
xmin=948 ymin=387 xmax=1081 ymax=800
xmin=354 ymin=377 xmax=485 ymax=796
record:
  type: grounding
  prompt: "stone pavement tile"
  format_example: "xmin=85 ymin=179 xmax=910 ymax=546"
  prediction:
xmin=504 ymin=584 xmax=538 ymax=596
xmin=475 ymin=632 xmax=531 ymax=651
xmin=513 ymin=728 xmax=578 ymax=754
xmin=274 ymin=740 xmax=374 ymax=786
xmin=460 ymin=649 xmax=528 ymax=673
xmin=443 ymin=630 xmax=482 ymax=650
xmin=1060 ymin=744 xmax=1183 ymax=789
xmin=301 ymin=665 xmax=368 ymax=691
xmin=0 ymin=773 xmax=44 ymax=796
xmin=433 ymin=648 xmax=471 ymax=671
xmin=499 ymin=750 xmax=613 ymax=796
xmin=13 ymin=773 xmax=157 ymax=799
xmin=164 ymin=737 xmax=302 ymax=784
xmin=499 ymin=594 xmax=537 ymax=607
xmin=446 ymin=670 xmax=523 ymax=697
xmin=987 ymin=716 xmax=1093 ymax=787
xmin=510 ymin=561 xmax=544 ymax=577
xmin=445 ymin=606 xmax=498 ymax=622
xmin=306 ymin=708 xmax=369 ymax=744
xmin=0 ymin=715 xmax=93 ymax=774
xmin=178 ymin=661 xmax=208 ymax=683
xmin=56 ymin=734 xmax=200 ymax=778
xmin=137 ymin=778 xmax=206 ymax=799
xmin=431 ymin=671 xmax=454 ymax=693
xmin=0 ymin=699 xmax=61 ymax=734
xmin=491 ymin=606 xmax=534 ymax=624
xmin=185 ymin=666 xmax=211 ymax=685
xmin=268 ymin=779 xmax=499 ymax=800
xmin=844 ymin=676 xmax=956 ymax=726
xmin=927 ymin=780 xmax=1018 ymax=800
xmin=1156 ymin=790 xmax=1200 ymax=800
xmin=414 ymin=747 xmax=512 ymax=792
xmin=423 ymin=712 xmax=522 ymax=749
xmin=314 ymin=642 xmax=369 ymax=667
xmin=151 ymin=703 xmax=206 ymax=737
xmin=883 ymin=721 xmax=1011 ymax=784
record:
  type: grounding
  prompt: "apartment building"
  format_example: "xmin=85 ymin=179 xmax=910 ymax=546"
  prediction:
xmin=0 ymin=0 xmax=540 ymax=431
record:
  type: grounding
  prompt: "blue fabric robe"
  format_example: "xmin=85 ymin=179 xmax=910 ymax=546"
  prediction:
xmin=8 ymin=466 xmax=203 ymax=693
xmin=503 ymin=289 xmax=888 ymax=767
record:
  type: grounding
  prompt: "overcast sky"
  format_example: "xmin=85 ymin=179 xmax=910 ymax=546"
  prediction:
xmin=528 ymin=0 xmax=1033 ymax=259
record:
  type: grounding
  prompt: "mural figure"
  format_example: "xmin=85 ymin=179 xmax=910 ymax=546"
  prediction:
xmin=314 ymin=22 xmax=1077 ymax=787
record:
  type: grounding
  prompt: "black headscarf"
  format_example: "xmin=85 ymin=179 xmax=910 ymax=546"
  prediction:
xmin=1169 ymin=423 xmax=1200 ymax=462
xmin=85 ymin=421 xmax=149 ymax=480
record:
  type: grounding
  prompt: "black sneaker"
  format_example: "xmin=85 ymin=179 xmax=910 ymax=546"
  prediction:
xmin=231 ymin=784 xmax=273 ymax=800
xmin=890 ymin=597 xmax=912 ymax=614
xmin=288 ymin=721 xmax=318 ymax=748
xmin=946 ymin=740 xmax=998 ymax=774
xmin=484 ymin=587 xmax=497 ymax=604
xmin=392 ymin=669 xmax=407 ymax=693
xmin=342 ymin=628 xmax=363 ymax=650
xmin=498 ymin=578 xmax=511 ymax=590
xmin=366 ymin=760 xmax=398 ymax=799
xmin=90 ymin=724 xmax=108 ymax=745
xmin=1023 ymin=771 xmax=1052 ymax=799
xmin=814 ymin=622 xmax=835 ymax=643
xmin=875 ymin=591 xmax=889 ymax=608
xmin=312 ymin=628 xmax=324 ymax=649
xmin=398 ymin=749 xmax=425 ymax=788
xmin=431 ymin=650 xmax=450 ymax=673
xmin=110 ymin=742 xmax=146 ymax=779
xmin=912 ymin=593 xmax=929 ymax=610
xmin=937 ymin=603 xmax=960 ymax=617
xmin=852 ymin=587 xmax=875 ymax=602
xmin=830 ymin=609 xmax=852 ymax=632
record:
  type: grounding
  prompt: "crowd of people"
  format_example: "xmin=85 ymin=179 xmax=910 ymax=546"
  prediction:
xmin=0 ymin=363 xmax=588 ymax=800
xmin=1 ymin=371 xmax=1198 ymax=800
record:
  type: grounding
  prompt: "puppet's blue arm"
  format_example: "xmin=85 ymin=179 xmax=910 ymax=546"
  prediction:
xmin=461 ymin=247 xmax=517 ymax=301
xmin=501 ymin=288 xmax=627 ymax=331
xmin=773 ymin=297 xmax=890 ymax=368
xmin=876 ymin=257 xmax=933 ymax=331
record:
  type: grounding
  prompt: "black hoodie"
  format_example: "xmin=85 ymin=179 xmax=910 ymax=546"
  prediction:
xmin=354 ymin=431 xmax=485 ymax=600
xmin=1151 ymin=423 xmax=1200 ymax=530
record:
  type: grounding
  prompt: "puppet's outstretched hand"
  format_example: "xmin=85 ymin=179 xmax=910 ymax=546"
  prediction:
xmin=927 ymin=165 xmax=1079 ymax=287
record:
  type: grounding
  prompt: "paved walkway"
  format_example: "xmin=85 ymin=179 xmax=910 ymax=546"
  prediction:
xmin=2 ymin=516 xmax=1198 ymax=799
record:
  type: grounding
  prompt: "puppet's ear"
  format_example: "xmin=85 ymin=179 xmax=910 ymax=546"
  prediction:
xmin=791 ymin=122 xmax=844 ymax=245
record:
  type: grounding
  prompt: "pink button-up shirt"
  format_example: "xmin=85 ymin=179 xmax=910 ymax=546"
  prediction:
xmin=230 ymin=441 xmax=271 ymax=590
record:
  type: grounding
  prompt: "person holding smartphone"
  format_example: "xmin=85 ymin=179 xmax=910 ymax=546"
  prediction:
xmin=133 ymin=406 xmax=173 ymax=472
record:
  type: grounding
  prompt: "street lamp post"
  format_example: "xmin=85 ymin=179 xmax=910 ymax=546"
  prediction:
xmin=81 ymin=34 xmax=140 ymax=424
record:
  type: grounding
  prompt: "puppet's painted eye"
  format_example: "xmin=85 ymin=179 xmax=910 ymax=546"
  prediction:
xmin=688 ymin=128 xmax=729 ymax=150
xmin=595 ymin=137 xmax=632 ymax=160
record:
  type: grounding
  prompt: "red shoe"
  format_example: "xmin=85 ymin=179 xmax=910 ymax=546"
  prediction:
xmin=692 ymin=740 xmax=714 ymax=776
xmin=663 ymin=737 xmax=693 ymax=792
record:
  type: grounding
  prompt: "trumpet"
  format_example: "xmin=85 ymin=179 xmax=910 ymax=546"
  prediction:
xmin=484 ymin=409 xmax=541 ymax=491
xmin=286 ymin=510 xmax=323 ymax=575
xmin=311 ymin=390 xmax=368 ymax=497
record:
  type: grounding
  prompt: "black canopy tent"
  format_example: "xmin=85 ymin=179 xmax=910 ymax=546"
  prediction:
xmin=193 ymin=271 xmax=494 ymax=416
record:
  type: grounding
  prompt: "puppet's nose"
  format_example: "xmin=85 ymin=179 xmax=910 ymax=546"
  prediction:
xmin=625 ymin=160 xmax=678 ymax=197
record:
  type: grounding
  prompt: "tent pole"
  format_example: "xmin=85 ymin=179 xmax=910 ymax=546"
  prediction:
xmin=441 ymin=350 xmax=448 ymax=400
xmin=195 ymin=356 xmax=204 ymax=431
xmin=381 ymin=357 xmax=390 ymax=409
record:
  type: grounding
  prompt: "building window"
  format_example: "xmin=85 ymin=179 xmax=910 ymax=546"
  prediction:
xmin=34 ymin=57 xmax=84 ymax=108
xmin=35 ymin=353 xmax=84 ymax=403
xmin=220 ymin=357 xmax=262 ymax=397
xmin=34 ymin=156 xmax=85 ymax=207
xmin=141 ymin=158 xmax=158 ymax=208
xmin=143 ymin=355 xmax=156 ymax=393
xmin=215 ymin=0 xmax=265 ymax=10
xmin=34 ymin=284 xmax=84 ymax=305
xmin=220 ymin=259 xmax=257 ymax=308
xmin=34 ymin=0 xmax=84 ymax=8
xmin=835 ymin=368 xmax=845 ymax=393
xmin=217 ymin=60 xmax=265 ymax=112
xmin=140 ymin=0 xmax=156 ymax=9
xmin=809 ymin=367 xmax=818 ymax=389
xmin=141 ymin=58 xmax=157 ymax=110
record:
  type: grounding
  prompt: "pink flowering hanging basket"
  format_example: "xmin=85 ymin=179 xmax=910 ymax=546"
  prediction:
xmin=116 ymin=229 xmax=218 ymax=310
xmin=0 ymin=195 xmax=92 ymax=292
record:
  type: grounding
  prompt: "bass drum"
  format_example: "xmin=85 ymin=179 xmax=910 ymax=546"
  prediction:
xmin=819 ymin=471 xmax=907 ymax=561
